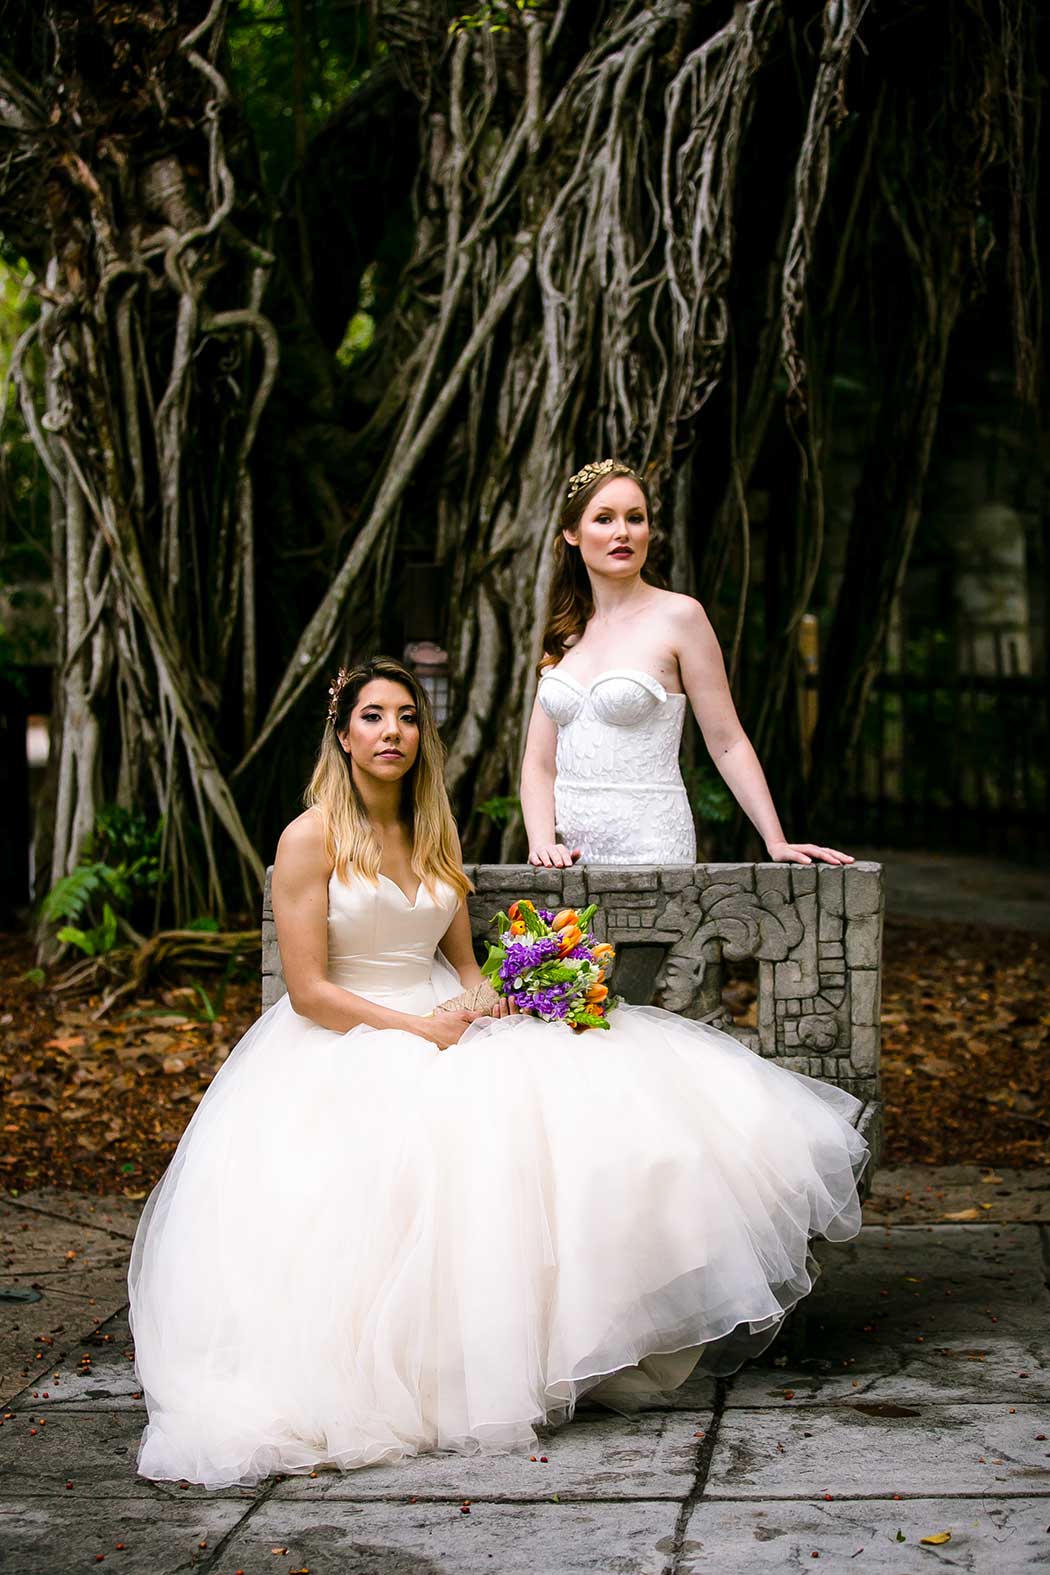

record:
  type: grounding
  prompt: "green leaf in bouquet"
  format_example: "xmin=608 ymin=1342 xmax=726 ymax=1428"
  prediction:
xmin=482 ymin=943 xmax=506 ymax=979
xmin=520 ymin=902 xmax=546 ymax=937
xmin=573 ymin=1011 xmax=610 ymax=1030
xmin=495 ymin=911 xmax=510 ymax=934
xmin=577 ymin=903 xmax=598 ymax=929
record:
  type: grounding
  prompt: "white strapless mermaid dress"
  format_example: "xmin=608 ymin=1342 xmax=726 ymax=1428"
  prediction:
xmin=128 ymin=870 xmax=868 ymax=1489
xmin=537 ymin=666 xmax=696 ymax=862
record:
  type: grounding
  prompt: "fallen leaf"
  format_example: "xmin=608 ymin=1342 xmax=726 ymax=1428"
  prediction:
xmin=943 ymin=1208 xmax=980 ymax=1221
xmin=920 ymin=1531 xmax=952 ymax=1546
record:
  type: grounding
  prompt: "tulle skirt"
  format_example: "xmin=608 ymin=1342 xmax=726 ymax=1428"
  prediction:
xmin=128 ymin=997 xmax=868 ymax=1488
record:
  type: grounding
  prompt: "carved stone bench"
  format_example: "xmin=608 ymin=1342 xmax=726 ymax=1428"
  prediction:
xmin=262 ymin=861 xmax=883 ymax=1169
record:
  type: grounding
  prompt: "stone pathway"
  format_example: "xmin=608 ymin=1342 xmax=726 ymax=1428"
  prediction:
xmin=1 ymin=1174 xmax=1048 ymax=1572
xmin=853 ymin=848 xmax=1050 ymax=933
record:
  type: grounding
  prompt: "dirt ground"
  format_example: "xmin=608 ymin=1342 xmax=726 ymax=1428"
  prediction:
xmin=0 ymin=916 xmax=1047 ymax=1196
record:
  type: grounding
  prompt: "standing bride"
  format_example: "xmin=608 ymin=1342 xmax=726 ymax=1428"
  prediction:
xmin=521 ymin=457 xmax=854 ymax=868
xmin=128 ymin=655 xmax=867 ymax=1491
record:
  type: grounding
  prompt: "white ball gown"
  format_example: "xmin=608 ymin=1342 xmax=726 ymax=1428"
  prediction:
xmin=128 ymin=868 xmax=869 ymax=1489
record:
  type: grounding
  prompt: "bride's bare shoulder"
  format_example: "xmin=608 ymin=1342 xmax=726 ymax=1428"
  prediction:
xmin=655 ymin=589 xmax=713 ymax=630
xmin=275 ymin=808 xmax=329 ymax=875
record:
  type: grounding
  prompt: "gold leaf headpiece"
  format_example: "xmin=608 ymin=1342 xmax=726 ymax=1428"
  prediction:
xmin=565 ymin=457 xmax=636 ymax=502
xmin=327 ymin=667 xmax=351 ymax=726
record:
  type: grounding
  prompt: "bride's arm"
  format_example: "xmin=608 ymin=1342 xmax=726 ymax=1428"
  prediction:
xmin=439 ymin=900 xmax=516 ymax=1019
xmin=672 ymin=597 xmax=853 ymax=866
xmin=271 ymin=812 xmax=460 ymax=1041
xmin=437 ymin=900 xmax=483 ymax=989
xmin=520 ymin=693 xmax=581 ymax=868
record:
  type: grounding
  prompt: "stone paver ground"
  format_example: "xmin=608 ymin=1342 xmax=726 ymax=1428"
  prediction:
xmin=1 ymin=1172 xmax=1048 ymax=1573
xmin=853 ymin=847 xmax=1050 ymax=933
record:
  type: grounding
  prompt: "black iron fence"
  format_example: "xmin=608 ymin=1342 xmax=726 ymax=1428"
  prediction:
xmin=831 ymin=629 xmax=1049 ymax=858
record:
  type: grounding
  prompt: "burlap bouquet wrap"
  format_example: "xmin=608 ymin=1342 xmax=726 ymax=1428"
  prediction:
xmin=435 ymin=978 xmax=503 ymax=1015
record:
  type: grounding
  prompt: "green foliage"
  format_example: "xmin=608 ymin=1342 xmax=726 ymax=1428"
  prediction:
xmin=83 ymin=805 xmax=164 ymax=873
xmin=0 ymin=257 xmax=50 ymax=602
xmin=335 ymin=266 xmax=376 ymax=369
xmin=186 ymin=915 xmax=221 ymax=933
xmin=41 ymin=807 xmax=167 ymax=956
xmin=450 ymin=0 xmax=543 ymax=34
xmin=682 ymin=764 xmax=734 ymax=825
xmin=227 ymin=0 xmax=378 ymax=191
xmin=190 ymin=981 xmax=220 ymax=1022
xmin=57 ymin=902 xmax=118 ymax=958
xmin=476 ymin=793 xmax=521 ymax=827
xmin=41 ymin=863 xmax=121 ymax=925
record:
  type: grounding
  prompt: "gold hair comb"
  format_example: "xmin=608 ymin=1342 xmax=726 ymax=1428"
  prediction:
xmin=327 ymin=667 xmax=352 ymax=726
xmin=565 ymin=457 xmax=636 ymax=502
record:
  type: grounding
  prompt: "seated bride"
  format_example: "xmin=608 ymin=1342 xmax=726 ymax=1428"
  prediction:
xmin=128 ymin=655 xmax=868 ymax=1491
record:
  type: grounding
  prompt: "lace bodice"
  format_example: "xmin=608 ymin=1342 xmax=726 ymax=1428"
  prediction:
xmin=537 ymin=667 xmax=696 ymax=864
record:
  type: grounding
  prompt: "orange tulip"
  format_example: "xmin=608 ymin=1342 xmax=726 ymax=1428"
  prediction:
xmin=510 ymin=919 xmax=526 ymax=935
xmin=508 ymin=900 xmax=535 ymax=921
xmin=552 ymin=909 xmax=579 ymax=932
xmin=586 ymin=984 xmax=609 ymax=1003
xmin=592 ymin=943 xmax=615 ymax=962
xmin=558 ymin=926 xmax=583 ymax=953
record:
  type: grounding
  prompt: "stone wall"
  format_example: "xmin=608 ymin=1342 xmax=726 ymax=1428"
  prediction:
xmin=262 ymin=861 xmax=883 ymax=1162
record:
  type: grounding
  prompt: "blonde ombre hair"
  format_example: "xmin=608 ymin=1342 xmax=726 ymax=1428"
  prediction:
xmin=305 ymin=655 xmax=472 ymax=903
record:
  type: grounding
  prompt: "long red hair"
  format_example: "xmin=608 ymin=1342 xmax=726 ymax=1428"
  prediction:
xmin=538 ymin=464 xmax=661 ymax=673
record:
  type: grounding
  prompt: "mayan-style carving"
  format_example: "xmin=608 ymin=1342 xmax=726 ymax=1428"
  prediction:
xmin=261 ymin=861 xmax=883 ymax=1164
xmin=652 ymin=877 xmax=805 ymax=1020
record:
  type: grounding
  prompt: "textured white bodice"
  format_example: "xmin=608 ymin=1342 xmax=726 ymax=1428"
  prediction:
xmin=537 ymin=667 xmax=696 ymax=864
xmin=326 ymin=871 xmax=460 ymax=1013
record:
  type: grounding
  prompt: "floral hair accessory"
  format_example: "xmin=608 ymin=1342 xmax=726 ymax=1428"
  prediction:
xmin=481 ymin=898 xmax=618 ymax=1031
xmin=565 ymin=457 xmax=637 ymax=502
xmin=327 ymin=667 xmax=351 ymax=727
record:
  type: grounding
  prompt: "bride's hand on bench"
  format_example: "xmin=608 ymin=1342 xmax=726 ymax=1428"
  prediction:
xmin=528 ymin=842 xmax=582 ymax=868
xmin=766 ymin=839 xmax=854 ymax=866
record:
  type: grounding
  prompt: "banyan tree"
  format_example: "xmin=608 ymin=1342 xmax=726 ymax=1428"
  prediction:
xmin=0 ymin=0 xmax=1042 ymax=920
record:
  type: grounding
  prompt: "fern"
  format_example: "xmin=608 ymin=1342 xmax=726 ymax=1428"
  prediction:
xmin=42 ymin=805 xmax=167 ymax=950
xmin=41 ymin=863 xmax=111 ymax=924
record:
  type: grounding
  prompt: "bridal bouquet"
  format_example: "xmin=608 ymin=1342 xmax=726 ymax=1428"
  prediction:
xmin=481 ymin=899 xmax=617 ymax=1031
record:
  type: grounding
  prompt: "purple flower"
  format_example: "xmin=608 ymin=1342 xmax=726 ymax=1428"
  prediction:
xmin=499 ymin=934 xmax=560 ymax=983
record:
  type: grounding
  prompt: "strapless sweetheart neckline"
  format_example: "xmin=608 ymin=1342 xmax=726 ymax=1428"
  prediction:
xmin=537 ymin=664 xmax=695 ymax=862
xmin=541 ymin=665 xmax=685 ymax=700
xmin=377 ymin=872 xmax=423 ymax=908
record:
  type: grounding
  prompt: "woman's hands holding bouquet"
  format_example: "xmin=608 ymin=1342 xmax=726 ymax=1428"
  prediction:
xmin=422 ymin=1008 xmax=483 ymax=1050
xmin=426 ymin=999 xmax=521 ymax=1047
xmin=482 ymin=899 xmax=617 ymax=1032
xmin=419 ymin=897 xmax=617 ymax=1046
